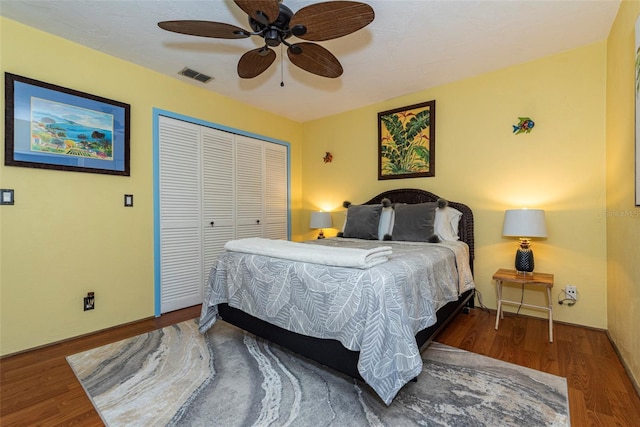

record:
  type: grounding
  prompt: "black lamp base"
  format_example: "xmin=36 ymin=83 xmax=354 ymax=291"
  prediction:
xmin=515 ymin=248 xmax=534 ymax=275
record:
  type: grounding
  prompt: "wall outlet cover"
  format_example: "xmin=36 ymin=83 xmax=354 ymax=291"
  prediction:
xmin=84 ymin=294 xmax=95 ymax=311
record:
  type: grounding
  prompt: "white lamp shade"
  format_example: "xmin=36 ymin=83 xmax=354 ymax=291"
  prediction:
xmin=310 ymin=211 xmax=332 ymax=229
xmin=502 ymin=209 xmax=547 ymax=238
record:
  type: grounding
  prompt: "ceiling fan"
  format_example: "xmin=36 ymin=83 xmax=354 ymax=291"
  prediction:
xmin=158 ymin=0 xmax=375 ymax=79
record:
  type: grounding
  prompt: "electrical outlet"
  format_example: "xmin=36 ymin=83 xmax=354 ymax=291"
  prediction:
xmin=84 ymin=292 xmax=95 ymax=311
xmin=566 ymin=285 xmax=577 ymax=300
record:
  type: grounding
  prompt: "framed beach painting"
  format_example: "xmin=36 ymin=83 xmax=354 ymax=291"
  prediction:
xmin=636 ymin=15 xmax=640 ymax=205
xmin=378 ymin=100 xmax=435 ymax=180
xmin=4 ymin=73 xmax=130 ymax=176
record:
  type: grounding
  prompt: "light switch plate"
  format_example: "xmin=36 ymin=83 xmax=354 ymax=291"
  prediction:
xmin=1 ymin=189 xmax=14 ymax=205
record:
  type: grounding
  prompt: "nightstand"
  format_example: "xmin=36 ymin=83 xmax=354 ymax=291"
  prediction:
xmin=493 ymin=268 xmax=554 ymax=342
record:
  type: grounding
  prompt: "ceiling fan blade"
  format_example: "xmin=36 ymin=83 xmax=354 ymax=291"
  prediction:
xmin=238 ymin=47 xmax=276 ymax=78
xmin=158 ymin=20 xmax=250 ymax=39
xmin=289 ymin=1 xmax=374 ymax=42
xmin=287 ymin=43 xmax=343 ymax=78
xmin=234 ymin=0 xmax=280 ymax=25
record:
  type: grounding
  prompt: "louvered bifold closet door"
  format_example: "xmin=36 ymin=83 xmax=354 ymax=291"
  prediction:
xmin=264 ymin=143 xmax=288 ymax=240
xmin=235 ymin=136 xmax=264 ymax=238
xmin=202 ymin=127 xmax=235 ymax=283
xmin=158 ymin=116 xmax=203 ymax=313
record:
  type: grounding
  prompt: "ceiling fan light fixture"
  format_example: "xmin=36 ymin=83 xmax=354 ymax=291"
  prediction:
xmin=291 ymin=24 xmax=307 ymax=37
xmin=255 ymin=10 xmax=270 ymax=25
xmin=264 ymin=29 xmax=281 ymax=47
xmin=288 ymin=44 xmax=303 ymax=55
xmin=233 ymin=29 xmax=251 ymax=37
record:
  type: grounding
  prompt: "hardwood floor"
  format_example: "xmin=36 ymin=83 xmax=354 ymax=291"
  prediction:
xmin=0 ymin=306 xmax=201 ymax=426
xmin=1 ymin=305 xmax=639 ymax=426
xmin=437 ymin=308 xmax=640 ymax=426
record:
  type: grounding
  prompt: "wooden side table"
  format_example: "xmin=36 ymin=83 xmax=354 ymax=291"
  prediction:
xmin=493 ymin=268 xmax=554 ymax=342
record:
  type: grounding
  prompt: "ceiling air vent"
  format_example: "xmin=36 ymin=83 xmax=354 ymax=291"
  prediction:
xmin=178 ymin=67 xmax=213 ymax=83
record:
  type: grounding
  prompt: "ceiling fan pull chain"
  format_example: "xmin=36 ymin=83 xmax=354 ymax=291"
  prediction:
xmin=280 ymin=44 xmax=285 ymax=87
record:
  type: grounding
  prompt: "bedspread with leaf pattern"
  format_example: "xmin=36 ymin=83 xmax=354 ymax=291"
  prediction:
xmin=199 ymin=238 xmax=475 ymax=405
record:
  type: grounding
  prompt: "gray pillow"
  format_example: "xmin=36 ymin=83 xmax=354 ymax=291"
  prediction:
xmin=343 ymin=204 xmax=382 ymax=240
xmin=391 ymin=202 xmax=438 ymax=242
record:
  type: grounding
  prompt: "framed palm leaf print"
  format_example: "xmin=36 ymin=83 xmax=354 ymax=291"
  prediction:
xmin=378 ymin=100 xmax=435 ymax=180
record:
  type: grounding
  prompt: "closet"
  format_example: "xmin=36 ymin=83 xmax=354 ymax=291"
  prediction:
xmin=158 ymin=115 xmax=288 ymax=314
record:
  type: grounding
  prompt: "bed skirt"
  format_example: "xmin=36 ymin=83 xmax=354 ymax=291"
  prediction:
xmin=217 ymin=288 xmax=475 ymax=381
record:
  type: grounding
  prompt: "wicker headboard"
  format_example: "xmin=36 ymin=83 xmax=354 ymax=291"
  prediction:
xmin=363 ymin=188 xmax=475 ymax=271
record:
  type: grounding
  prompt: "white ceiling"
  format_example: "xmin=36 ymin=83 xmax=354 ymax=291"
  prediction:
xmin=1 ymin=0 xmax=620 ymax=122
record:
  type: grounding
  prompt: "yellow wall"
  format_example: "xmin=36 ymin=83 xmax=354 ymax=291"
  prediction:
xmin=0 ymin=11 xmax=627 ymax=358
xmin=302 ymin=42 xmax=609 ymax=328
xmin=606 ymin=0 xmax=640 ymax=388
xmin=0 ymin=18 xmax=303 ymax=355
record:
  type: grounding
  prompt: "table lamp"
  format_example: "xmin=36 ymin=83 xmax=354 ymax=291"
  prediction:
xmin=310 ymin=211 xmax=332 ymax=239
xmin=502 ymin=209 xmax=547 ymax=275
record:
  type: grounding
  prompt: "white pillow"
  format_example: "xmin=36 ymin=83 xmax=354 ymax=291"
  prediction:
xmin=434 ymin=206 xmax=462 ymax=241
xmin=378 ymin=206 xmax=395 ymax=240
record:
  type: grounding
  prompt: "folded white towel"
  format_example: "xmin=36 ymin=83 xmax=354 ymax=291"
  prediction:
xmin=224 ymin=238 xmax=392 ymax=269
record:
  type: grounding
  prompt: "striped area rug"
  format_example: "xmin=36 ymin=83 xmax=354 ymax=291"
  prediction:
xmin=67 ymin=319 xmax=569 ymax=426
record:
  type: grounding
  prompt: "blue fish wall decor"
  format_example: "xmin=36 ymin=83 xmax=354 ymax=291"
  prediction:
xmin=513 ymin=117 xmax=535 ymax=134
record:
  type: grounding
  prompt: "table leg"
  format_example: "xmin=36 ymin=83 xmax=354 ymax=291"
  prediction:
xmin=547 ymin=285 xmax=553 ymax=342
xmin=495 ymin=280 xmax=502 ymax=330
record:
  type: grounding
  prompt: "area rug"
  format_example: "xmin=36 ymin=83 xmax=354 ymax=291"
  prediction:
xmin=67 ymin=319 xmax=569 ymax=426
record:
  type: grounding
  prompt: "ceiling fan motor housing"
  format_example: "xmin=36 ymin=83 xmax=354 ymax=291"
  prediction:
xmin=249 ymin=4 xmax=295 ymax=47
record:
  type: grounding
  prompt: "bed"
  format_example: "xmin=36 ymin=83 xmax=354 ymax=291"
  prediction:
xmin=198 ymin=188 xmax=475 ymax=405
